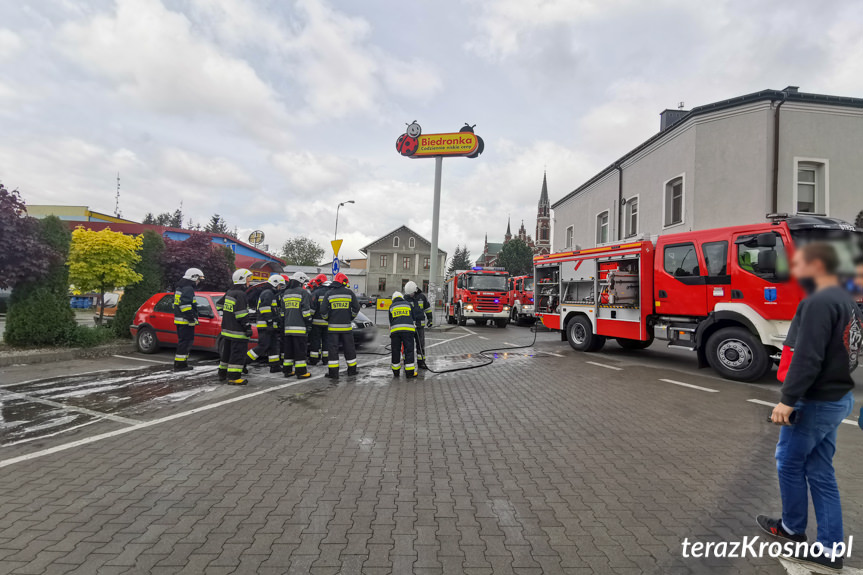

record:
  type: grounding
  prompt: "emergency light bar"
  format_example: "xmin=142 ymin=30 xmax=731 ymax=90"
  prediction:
xmin=471 ymin=266 xmax=506 ymax=271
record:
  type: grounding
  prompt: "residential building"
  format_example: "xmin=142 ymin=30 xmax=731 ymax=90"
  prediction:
xmin=551 ymin=87 xmax=863 ymax=251
xmin=360 ymin=225 xmax=447 ymax=298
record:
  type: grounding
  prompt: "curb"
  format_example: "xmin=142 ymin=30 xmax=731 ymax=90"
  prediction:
xmin=0 ymin=341 xmax=137 ymax=368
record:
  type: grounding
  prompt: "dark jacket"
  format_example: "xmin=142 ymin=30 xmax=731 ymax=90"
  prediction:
xmin=220 ymin=286 xmax=251 ymax=340
xmin=781 ymin=285 xmax=861 ymax=405
xmin=389 ymin=296 xmax=421 ymax=333
xmin=173 ymin=279 xmax=198 ymax=326
xmin=321 ymin=284 xmax=359 ymax=332
xmin=255 ymin=286 xmax=278 ymax=329
xmin=311 ymin=285 xmax=331 ymax=326
xmin=406 ymin=291 xmax=433 ymax=326
xmin=282 ymin=282 xmax=313 ymax=335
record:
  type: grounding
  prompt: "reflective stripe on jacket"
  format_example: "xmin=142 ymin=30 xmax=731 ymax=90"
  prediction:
xmin=388 ymin=299 xmax=416 ymax=333
xmin=256 ymin=287 xmax=277 ymax=328
xmin=173 ymin=280 xmax=198 ymax=326
xmin=220 ymin=288 xmax=250 ymax=340
xmin=282 ymin=287 xmax=313 ymax=335
xmin=321 ymin=285 xmax=359 ymax=332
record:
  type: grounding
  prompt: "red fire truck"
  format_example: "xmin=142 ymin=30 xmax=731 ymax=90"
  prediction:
xmin=445 ymin=267 xmax=511 ymax=328
xmin=507 ymin=274 xmax=535 ymax=324
xmin=534 ymin=215 xmax=860 ymax=382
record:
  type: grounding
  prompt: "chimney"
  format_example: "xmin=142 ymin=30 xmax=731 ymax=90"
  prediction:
xmin=783 ymin=85 xmax=799 ymax=94
xmin=660 ymin=108 xmax=689 ymax=132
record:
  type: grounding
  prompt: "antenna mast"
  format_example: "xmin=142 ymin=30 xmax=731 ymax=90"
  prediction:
xmin=114 ymin=173 xmax=122 ymax=218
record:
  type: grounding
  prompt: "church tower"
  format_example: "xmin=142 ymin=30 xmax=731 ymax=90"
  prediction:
xmin=504 ymin=217 xmax=512 ymax=243
xmin=535 ymin=172 xmax=551 ymax=255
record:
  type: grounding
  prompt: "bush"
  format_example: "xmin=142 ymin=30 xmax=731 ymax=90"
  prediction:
xmin=66 ymin=325 xmax=116 ymax=348
xmin=113 ymin=230 xmax=166 ymax=338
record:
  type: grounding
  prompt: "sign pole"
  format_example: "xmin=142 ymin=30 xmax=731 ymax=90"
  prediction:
xmin=428 ymin=155 xmax=443 ymax=304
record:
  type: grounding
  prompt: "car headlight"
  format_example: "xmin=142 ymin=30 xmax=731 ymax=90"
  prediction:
xmin=503 ymin=306 xmax=510 ymax=311
xmin=465 ymin=304 xmax=473 ymax=311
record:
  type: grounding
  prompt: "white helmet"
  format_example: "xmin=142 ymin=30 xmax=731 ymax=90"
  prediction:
xmin=404 ymin=280 xmax=418 ymax=294
xmin=232 ymin=268 xmax=253 ymax=284
xmin=268 ymin=274 xmax=286 ymax=289
xmin=183 ymin=267 xmax=205 ymax=281
xmin=392 ymin=291 xmax=404 ymax=300
xmin=291 ymin=271 xmax=310 ymax=285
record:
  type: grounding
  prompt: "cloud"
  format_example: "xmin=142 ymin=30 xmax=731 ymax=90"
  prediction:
xmin=158 ymin=148 xmax=257 ymax=189
xmin=0 ymin=29 xmax=22 ymax=61
xmin=270 ymin=151 xmax=361 ymax=193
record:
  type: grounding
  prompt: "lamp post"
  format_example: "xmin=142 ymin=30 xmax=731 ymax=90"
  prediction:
xmin=334 ymin=200 xmax=355 ymax=241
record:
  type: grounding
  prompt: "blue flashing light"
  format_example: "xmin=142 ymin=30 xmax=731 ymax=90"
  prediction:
xmin=472 ymin=266 xmax=483 ymax=270
xmin=494 ymin=298 xmax=499 ymax=303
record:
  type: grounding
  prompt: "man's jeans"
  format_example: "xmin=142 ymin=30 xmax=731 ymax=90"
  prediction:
xmin=776 ymin=391 xmax=855 ymax=548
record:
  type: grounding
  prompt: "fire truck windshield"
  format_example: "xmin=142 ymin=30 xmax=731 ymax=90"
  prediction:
xmin=523 ymin=278 xmax=534 ymax=292
xmin=467 ymin=274 xmax=507 ymax=291
xmin=790 ymin=228 xmax=863 ymax=276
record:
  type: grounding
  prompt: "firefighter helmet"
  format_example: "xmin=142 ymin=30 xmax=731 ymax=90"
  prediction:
xmin=314 ymin=273 xmax=328 ymax=286
xmin=404 ymin=280 xmax=418 ymax=295
xmin=291 ymin=271 xmax=310 ymax=285
xmin=183 ymin=267 xmax=205 ymax=281
xmin=334 ymin=272 xmax=349 ymax=286
xmin=267 ymin=274 xmax=286 ymax=289
xmin=232 ymin=268 xmax=253 ymax=284
xmin=392 ymin=291 xmax=404 ymax=300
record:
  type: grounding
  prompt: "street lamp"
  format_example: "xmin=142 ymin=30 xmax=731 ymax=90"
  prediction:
xmin=334 ymin=200 xmax=355 ymax=241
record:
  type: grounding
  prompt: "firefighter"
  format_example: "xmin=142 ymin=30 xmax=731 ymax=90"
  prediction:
xmin=321 ymin=272 xmax=360 ymax=378
xmin=403 ymin=280 xmax=433 ymax=370
xmin=388 ymin=291 xmax=422 ymax=378
xmin=219 ymin=269 xmax=254 ymax=385
xmin=247 ymin=274 xmax=285 ymax=373
xmin=282 ymin=271 xmax=313 ymax=379
xmin=173 ymin=267 xmax=204 ymax=371
xmin=308 ymin=273 xmax=330 ymax=365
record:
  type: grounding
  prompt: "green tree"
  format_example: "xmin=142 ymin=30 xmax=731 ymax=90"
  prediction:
xmin=281 ymin=236 xmax=325 ymax=266
xmin=447 ymin=245 xmax=473 ymax=275
xmin=5 ymin=216 xmax=77 ymax=346
xmin=497 ymin=238 xmax=533 ymax=276
xmin=113 ymin=230 xmax=166 ymax=337
xmin=68 ymin=228 xmax=143 ymax=324
xmin=855 ymin=209 xmax=863 ymax=230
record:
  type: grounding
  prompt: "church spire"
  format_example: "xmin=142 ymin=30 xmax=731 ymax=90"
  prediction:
xmin=539 ymin=170 xmax=549 ymax=207
xmin=504 ymin=217 xmax=512 ymax=242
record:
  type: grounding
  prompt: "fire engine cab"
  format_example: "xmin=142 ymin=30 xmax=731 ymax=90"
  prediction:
xmin=507 ymin=275 xmax=535 ymax=324
xmin=534 ymin=215 xmax=861 ymax=382
xmin=445 ymin=267 xmax=511 ymax=328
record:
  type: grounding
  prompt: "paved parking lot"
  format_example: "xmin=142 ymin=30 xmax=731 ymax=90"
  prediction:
xmin=0 ymin=324 xmax=861 ymax=574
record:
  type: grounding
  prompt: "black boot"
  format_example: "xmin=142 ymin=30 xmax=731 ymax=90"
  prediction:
xmin=308 ymin=357 xmax=319 ymax=366
xmin=218 ymin=368 xmax=228 ymax=381
xmin=283 ymin=365 xmax=295 ymax=378
xmin=325 ymin=367 xmax=340 ymax=379
xmin=417 ymin=360 xmax=429 ymax=370
xmin=347 ymin=365 xmax=358 ymax=376
xmin=296 ymin=366 xmax=311 ymax=379
xmin=269 ymin=363 xmax=282 ymax=373
xmin=174 ymin=361 xmax=192 ymax=372
xmin=392 ymin=369 xmax=400 ymax=378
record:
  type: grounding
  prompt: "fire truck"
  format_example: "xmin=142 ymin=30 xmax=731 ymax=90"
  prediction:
xmin=534 ymin=215 xmax=861 ymax=382
xmin=444 ymin=267 xmax=511 ymax=328
xmin=507 ymin=274 xmax=535 ymax=324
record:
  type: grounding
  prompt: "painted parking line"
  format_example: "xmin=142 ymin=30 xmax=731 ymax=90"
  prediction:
xmin=113 ymin=354 xmax=172 ymax=364
xmin=586 ymin=361 xmax=623 ymax=371
xmin=537 ymin=350 xmax=564 ymax=358
xmin=659 ymin=378 xmax=719 ymax=393
xmin=479 ymin=336 xmax=489 ymax=340
xmin=747 ymin=399 xmax=859 ymax=426
xmin=0 ymin=331 xmax=475 ymax=469
xmin=0 ymin=389 xmax=141 ymax=425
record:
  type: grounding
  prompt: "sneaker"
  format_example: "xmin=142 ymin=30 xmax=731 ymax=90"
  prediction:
xmin=785 ymin=549 xmax=843 ymax=573
xmin=756 ymin=515 xmax=807 ymax=543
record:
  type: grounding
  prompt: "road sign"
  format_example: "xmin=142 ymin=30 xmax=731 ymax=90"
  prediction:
xmin=248 ymin=230 xmax=265 ymax=246
xmin=354 ymin=284 xmax=359 ymax=290
xmin=331 ymin=239 xmax=343 ymax=257
xmin=332 ymin=258 xmax=340 ymax=275
xmin=376 ymin=298 xmax=392 ymax=311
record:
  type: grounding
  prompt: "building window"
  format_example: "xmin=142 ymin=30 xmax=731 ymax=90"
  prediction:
xmin=422 ymin=280 xmax=429 ymax=293
xmin=664 ymin=176 xmax=684 ymax=227
xmin=595 ymin=211 xmax=609 ymax=245
xmin=423 ymin=256 xmax=430 ymax=270
xmin=625 ymin=196 xmax=638 ymax=237
xmin=409 ymin=237 xmax=415 ymax=249
xmin=794 ymin=159 xmax=828 ymax=214
xmin=565 ymin=226 xmax=574 ymax=249
xmin=402 ymin=278 xmax=410 ymax=289
xmin=378 ymin=277 xmax=386 ymax=292
xmin=402 ymin=256 xmax=411 ymax=270
xmin=393 ymin=236 xmax=400 ymax=248
xmin=379 ymin=254 xmax=388 ymax=268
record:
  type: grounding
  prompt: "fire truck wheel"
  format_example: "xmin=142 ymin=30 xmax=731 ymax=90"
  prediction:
xmin=566 ymin=316 xmax=602 ymax=352
xmin=457 ymin=307 xmax=467 ymax=326
xmin=475 ymin=319 xmax=488 ymax=327
xmin=616 ymin=337 xmax=653 ymax=350
xmin=495 ymin=319 xmax=508 ymax=329
xmin=705 ymin=327 xmax=770 ymax=382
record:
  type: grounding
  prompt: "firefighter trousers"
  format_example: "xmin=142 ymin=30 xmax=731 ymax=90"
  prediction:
xmin=175 ymin=324 xmax=195 ymax=363
xmin=414 ymin=326 xmax=426 ymax=361
xmin=309 ymin=324 xmax=329 ymax=363
xmin=282 ymin=334 xmax=308 ymax=374
xmin=248 ymin=327 xmax=280 ymax=367
xmin=219 ymin=338 xmax=249 ymax=379
xmin=327 ymin=331 xmax=356 ymax=371
xmin=391 ymin=332 xmax=416 ymax=375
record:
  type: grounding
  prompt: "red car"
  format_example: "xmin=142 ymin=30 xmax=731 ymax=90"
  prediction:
xmin=130 ymin=291 xmax=259 ymax=354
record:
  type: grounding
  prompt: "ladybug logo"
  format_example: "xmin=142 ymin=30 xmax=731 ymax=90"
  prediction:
xmin=396 ymin=133 xmax=418 ymax=157
xmin=406 ymin=121 xmax=422 ymax=138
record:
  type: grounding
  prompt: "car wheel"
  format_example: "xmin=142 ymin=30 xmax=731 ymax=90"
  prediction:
xmin=136 ymin=326 xmax=160 ymax=354
xmin=566 ymin=316 xmax=604 ymax=352
xmin=705 ymin=327 xmax=770 ymax=382
xmin=457 ymin=306 xmax=467 ymax=326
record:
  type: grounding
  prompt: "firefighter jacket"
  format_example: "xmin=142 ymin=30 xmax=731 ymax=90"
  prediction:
xmin=321 ymin=285 xmax=360 ymax=332
xmin=389 ymin=297 xmax=421 ymax=334
xmin=282 ymin=284 xmax=313 ymax=335
xmin=220 ymin=287 xmax=251 ymax=340
xmin=310 ymin=285 xmax=331 ymax=326
xmin=406 ymin=292 xmax=433 ymax=326
xmin=255 ymin=286 xmax=278 ymax=329
xmin=173 ymin=279 xmax=198 ymax=326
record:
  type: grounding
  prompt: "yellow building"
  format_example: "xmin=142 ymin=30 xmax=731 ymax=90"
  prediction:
xmin=25 ymin=205 xmax=138 ymax=225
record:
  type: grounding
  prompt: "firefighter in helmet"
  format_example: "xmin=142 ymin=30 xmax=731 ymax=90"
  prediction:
xmin=282 ymin=271 xmax=313 ymax=379
xmin=403 ymin=280 xmax=433 ymax=369
xmin=388 ymin=291 xmax=423 ymax=378
xmin=247 ymin=274 xmax=286 ymax=373
xmin=308 ymin=273 xmax=331 ymax=365
xmin=219 ymin=269 xmax=253 ymax=385
xmin=320 ymin=272 xmax=360 ymax=378
xmin=173 ymin=267 xmax=204 ymax=371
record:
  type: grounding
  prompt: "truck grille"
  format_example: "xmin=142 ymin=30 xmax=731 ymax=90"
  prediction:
xmin=474 ymin=296 xmax=503 ymax=313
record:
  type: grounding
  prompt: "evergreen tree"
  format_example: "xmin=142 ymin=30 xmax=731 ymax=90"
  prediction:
xmin=496 ymin=238 xmax=533 ymax=276
xmin=447 ymin=245 xmax=473 ymax=275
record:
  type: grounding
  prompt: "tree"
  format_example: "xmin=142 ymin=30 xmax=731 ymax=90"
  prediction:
xmin=856 ymin=209 xmax=863 ymax=230
xmin=0 ymin=184 xmax=61 ymax=289
xmin=497 ymin=238 xmax=533 ymax=276
xmin=169 ymin=209 xmax=183 ymax=228
xmin=142 ymin=213 xmax=156 ymax=224
xmin=68 ymin=228 xmax=143 ymax=324
xmin=205 ymin=214 xmax=229 ymax=235
xmin=447 ymin=245 xmax=473 ymax=276
xmin=281 ymin=236 xmax=325 ymax=266
xmin=113 ymin=230 xmax=166 ymax=337
xmin=5 ymin=216 xmax=77 ymax=346
xmin=162 ymin=233 xmax=234 ymax=292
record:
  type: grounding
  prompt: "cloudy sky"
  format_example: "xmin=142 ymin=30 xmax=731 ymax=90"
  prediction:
xmin=1 ymin=0 xmax=862 ymax=261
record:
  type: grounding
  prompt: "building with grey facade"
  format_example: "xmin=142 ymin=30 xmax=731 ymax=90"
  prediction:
xmin=360 ymin=225 xmax=447 ymax=298
xmin=551 ymin=87 xmax=863 ymax=252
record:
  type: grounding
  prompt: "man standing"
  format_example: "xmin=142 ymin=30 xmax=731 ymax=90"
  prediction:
xmin=219 ymin=269 xmax=254 ymax=385
xmin=172 ymin=267 xmax=204 ymax=371
xmin=403 ymin=280 xmax=433 ymax=370
xmin=388 ymin=291 xmax=421 ymax=378
xmin=282 ymin=272 xmax=313 ymax=379
xmin=321 ymin=272 xmax=360 ymax=378
xmin=247 ymin=275 xmax=285 ymax=373
xmin=757 ymin=243 xmax=860 ymax=572
xmin=308 ymin=273 xmax=330 ymax=366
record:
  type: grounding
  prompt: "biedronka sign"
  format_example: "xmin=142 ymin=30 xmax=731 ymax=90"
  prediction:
xmin=396 ymin=121 xmax=484 ymax=159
